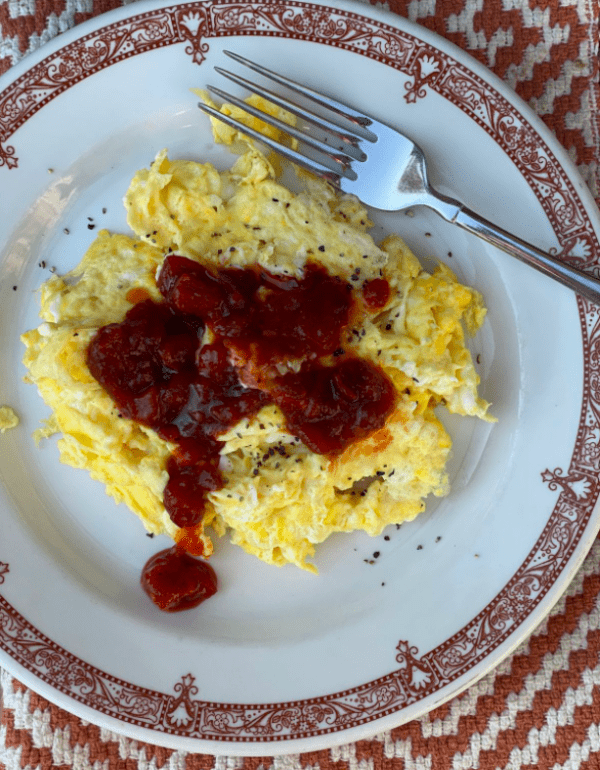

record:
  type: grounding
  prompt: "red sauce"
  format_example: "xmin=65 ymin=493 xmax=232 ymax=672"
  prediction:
xmin=86 ymin=307 xmax=268 ymax=515
xmin=141 ymin=546 xmax=217 ymax=612
xmin=125 ymin=287 xmax=152 ymax=305
xmin=175 ymin=525 xmax=206 ymax=556
xmin=362 ymin=278 xmax=390 ymax=309
xmin=86 ymin=254 xmax=395 ymax=611
xmin=270 ymin=358 xmax=397 ymax=455
xmin=158 ymin=256 xmax=354 ymax=363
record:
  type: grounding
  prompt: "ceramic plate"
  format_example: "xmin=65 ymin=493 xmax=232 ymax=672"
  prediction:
xmin=1 ymin=0 xmax=599 ymax=755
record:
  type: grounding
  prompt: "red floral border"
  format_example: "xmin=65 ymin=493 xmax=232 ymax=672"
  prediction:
xmin=1 ymin=0 xmax=599 ymax=744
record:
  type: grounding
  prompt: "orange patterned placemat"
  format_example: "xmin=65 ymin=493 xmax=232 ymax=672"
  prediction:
xmin=1 ymin=0 xmax=599 ymax=768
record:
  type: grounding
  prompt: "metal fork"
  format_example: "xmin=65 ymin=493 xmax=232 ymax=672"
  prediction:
xmin=198 ymin=51 xmax=600 ymax=305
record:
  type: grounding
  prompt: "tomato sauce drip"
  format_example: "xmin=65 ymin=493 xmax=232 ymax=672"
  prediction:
xmin=125 ymin=287 xmax=152 ymax=305
xmin=141 ymin=546 xmax=217 ymax=612
xmin=86 ymin=254 xmax=395 ymax=611
xmin=175 ymin=525 xmax=206 ymax=556
xmin=362 ymin=278 xmax=390 ymax=309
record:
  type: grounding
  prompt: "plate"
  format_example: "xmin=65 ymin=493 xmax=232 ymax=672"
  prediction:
xmin=1 ymin=0 xmax=599 ymax=755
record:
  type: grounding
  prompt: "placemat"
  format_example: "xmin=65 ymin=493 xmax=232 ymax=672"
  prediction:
xmin=1 ymin=0 xmax=599 ymax=768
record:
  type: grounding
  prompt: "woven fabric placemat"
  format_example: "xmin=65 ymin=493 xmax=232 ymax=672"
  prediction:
xmin=1 ymin=0 xmax=599 ymax=767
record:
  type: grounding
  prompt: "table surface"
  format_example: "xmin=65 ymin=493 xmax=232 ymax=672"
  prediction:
xmin=1 ymin=0 xmax=599 ymax=768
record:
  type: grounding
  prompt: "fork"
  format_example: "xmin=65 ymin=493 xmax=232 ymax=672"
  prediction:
xmin=198 ymin=51 xmax=600 ymax=305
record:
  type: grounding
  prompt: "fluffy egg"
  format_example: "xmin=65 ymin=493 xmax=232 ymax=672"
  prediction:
xmin=22 ymin=139 xmax=493 ymax=573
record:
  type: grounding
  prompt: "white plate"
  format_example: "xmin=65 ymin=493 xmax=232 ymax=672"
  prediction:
xmin=1 ymin=0 xmax=599 ymax=755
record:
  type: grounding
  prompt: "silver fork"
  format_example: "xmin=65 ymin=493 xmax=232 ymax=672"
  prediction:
xmin=198 ymin=51 xmax=600 ymax=305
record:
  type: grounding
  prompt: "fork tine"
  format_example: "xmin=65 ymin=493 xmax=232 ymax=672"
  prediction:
xmin=206 ymin=84 xmax=363 ymax=167
xmin=214 ymin=66 xmax=369 ymax=162
xmin=197 ymin=102 xmax=357 ymax=184
xmin=223 ymin=50 xmax=378 ymax=142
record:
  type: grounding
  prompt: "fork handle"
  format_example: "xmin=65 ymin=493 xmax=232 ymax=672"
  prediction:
xmin=452 ymin=206 xmax=600 ymax=306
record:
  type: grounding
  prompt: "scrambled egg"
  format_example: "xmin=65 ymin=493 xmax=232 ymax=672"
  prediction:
xmin=22 ymin=134 xmax=493 ymax=572
xmin=0 ymin=406 xmax=19 ymax=433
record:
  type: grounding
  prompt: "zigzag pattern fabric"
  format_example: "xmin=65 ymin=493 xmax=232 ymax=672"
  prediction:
xmin=1 ymin=0 xmax=599 ymax=768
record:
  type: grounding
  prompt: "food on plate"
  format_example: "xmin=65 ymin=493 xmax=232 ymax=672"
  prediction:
xmin=0 ymin=406 xmax=19 ymax=433
xmin=22 ymin=138 xmax=493 ymax=611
